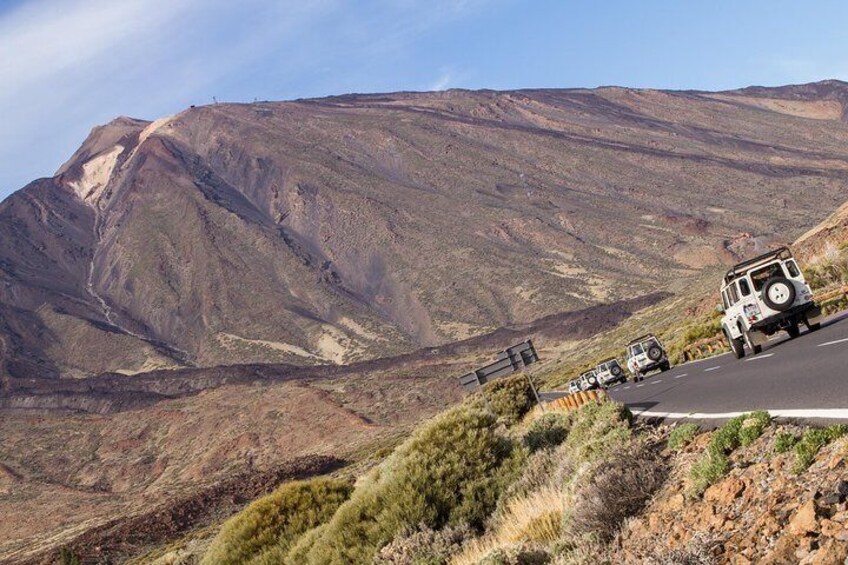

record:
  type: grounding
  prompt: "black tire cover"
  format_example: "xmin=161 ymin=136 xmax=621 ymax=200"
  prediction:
xmin=647 ymin=345 xmax=662 ymax=361
xmin=611 ymin=364 xmax=622 ymax=376
xmin=762 ymin=277 xmax=796 ymax=312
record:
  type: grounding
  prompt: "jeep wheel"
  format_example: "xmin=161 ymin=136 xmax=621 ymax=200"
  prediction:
xmin=786 ymin=322 xmax=801 ymax=339
xmin=726 ymin=329 xmax=745 ymax=359
xmin=744 ymin=330 xmax=763 ymax=355
xmin=762 ymin=277 xmax=796 ymax=312
xmin=647 ymin=346 xmax=663 ymax=361
xmin=804 ymin=315 xmax=822 ymax=332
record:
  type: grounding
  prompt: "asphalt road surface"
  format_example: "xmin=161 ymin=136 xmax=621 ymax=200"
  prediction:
xmin=547 ymin=312 xmax=848 ymax=425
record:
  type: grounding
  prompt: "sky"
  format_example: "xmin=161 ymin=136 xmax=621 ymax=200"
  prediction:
xmin=2 ymin=0 xmax=848 ymax=200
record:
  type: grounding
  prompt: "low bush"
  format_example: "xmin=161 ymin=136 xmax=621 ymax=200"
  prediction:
xmin=774 ymin=431 xmax=799 ymax=454
xmin=455 ymin=401 xmax=634 ymax=565
xmin=688 ymin=412 xmax=770 ymax=497
xmin=688 ymin=450 xmax=729 ymax=499
xmin=793 ymin=425 xmax=848 ymax=473
xmin=667 ymin=423 xmax=699 ymax=450
xmin=200 ymin=477 xmax=352 ymax=565
xmin=476 ymin=544 xmax=551 ymax=565
xmin=568 ymin=441 xmax=667 ymax=543
xmin=373 ymin=523 xmax=472 ymax=565
xmin=299 ymin=406 xmax=523 ymax=564
xmin=738 ymin=411 xmax=771 ymax=447
xmin=524 ymin=413 xmax=570 ymax=452
xmin=484 ymin=375 xmax=538 ymax=425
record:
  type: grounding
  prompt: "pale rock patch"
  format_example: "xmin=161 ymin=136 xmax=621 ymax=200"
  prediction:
xmin=69 ymin=145 xmax=124 ymax=204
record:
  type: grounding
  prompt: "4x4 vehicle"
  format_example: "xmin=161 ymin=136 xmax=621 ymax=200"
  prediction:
xmin=626 ymin=334 xmax=670 ymax=381
xmin=578 ymin=369 xmax=601 ymax=391
xmin=719 ymin=247 xmax=822 ymax=359
xmin=567 ymin=380 xmax=581 ymax=394
xmin=596 ymin=358 xmax=627 ymax=387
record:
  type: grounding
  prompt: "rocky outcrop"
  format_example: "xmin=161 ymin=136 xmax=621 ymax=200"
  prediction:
xmin=616 ymin=426 xmax=848 ymax=564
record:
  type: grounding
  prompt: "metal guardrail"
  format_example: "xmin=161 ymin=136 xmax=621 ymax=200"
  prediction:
xmin=458 ymin=340 xmax=539 ymax=392
xmin=539 ymin=389 xmax=606 ymax=413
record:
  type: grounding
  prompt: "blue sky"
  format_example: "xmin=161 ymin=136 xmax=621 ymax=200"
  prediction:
xmin=2 ymin=0 xmax=848 ymax=200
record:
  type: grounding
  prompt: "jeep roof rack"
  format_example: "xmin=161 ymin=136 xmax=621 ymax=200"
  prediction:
xmin=626 ymin=334 xmax=657 ymax=347
xmin=723 ymin=246 xmax=792 ymax=284
xmin=597 ymin=357 xmax=619 ymax=365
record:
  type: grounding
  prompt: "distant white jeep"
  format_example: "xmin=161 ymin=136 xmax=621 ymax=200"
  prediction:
xmin=626 ymin=334 xmax=670 ymax=381
xmin=567 ymin=380 xmax=581 ymax=394
xmin=578 ymin=369 xmax=601 ymax=391
xmin=596 ymin=357 xmax=627 ymax=387
xmin=719 ymin=247 xmax=822 ymax=359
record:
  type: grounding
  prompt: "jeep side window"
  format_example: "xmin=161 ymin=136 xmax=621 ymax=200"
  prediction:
xmin=728 ymin=282 xmax=739 ymax=304
xmin=738 ymin=278 xmax=751 ymax=297
xmin=721 ymin=290 xmax=729 ymax=309
xmin=786 ymin=260 xmax=801 ymax=278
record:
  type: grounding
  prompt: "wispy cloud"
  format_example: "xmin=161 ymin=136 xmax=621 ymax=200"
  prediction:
xmin=430 ymin=69 xmax=454 ymax=91
xmin=0 ymin=0 xmax=493 ymax=198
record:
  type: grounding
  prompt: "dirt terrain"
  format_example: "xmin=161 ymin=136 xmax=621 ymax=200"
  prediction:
xmin=4 ymin=82 xmax=848 ymax=381
xmin=4 ymin=80 xmax=848 ymax=561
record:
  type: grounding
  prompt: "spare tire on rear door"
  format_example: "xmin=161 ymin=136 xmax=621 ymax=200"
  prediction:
xmin=762 ymin=277 xmax=796 ymax=312
xmin=647 ymin=345 xmax=662 ymax=361
xmin=611 ymin=364 xmax=622 ymax=376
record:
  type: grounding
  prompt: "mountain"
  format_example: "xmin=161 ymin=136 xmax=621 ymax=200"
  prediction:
xmin=4 ymin=82 xmax=848 ymax=384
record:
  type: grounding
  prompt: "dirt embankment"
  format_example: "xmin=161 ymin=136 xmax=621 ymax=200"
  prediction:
xmin=617 ymin=425 xmax=848 ymax=564
xmin=13 ymin=455 xmax=343 ymax=565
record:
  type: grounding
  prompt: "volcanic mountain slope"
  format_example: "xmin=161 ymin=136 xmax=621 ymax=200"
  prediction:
xmin=4 ymin=81 xmax=848 ymax=380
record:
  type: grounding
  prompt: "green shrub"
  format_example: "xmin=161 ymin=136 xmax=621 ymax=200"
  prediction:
xmin=374 ymin=523 xmax=471 ymax=564
xmin=738 ymin=411 xmax=771 ymax=447
xmin=59 ymin=549 xmax=81 ymax=565
xmin=299 ymin=406 xmax=523 ymax=564
xmin=524 ymin=413 xmax=570 ymax=452
xmin=281 ymin=523 xmax=327 ymax=564
xmin=200 ymin=477 xmax=352 ymax=565
xmin=774 ymin=431 xmax=799 ymax=454
xmin=688 ymin=450 xmax=729 ymax=498
xmin=484 ymin=375 xmax=537 ymax=425
xmin=688 ymin=412 xmax=770 ymax=497
xmin=793 ymin=425 xmax=848 ymax=473
xmin=667 ymin=423 xmax=699 ymax=450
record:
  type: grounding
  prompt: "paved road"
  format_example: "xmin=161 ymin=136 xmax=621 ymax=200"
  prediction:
xmin=547 ymin=312 xmax=848 ymax=425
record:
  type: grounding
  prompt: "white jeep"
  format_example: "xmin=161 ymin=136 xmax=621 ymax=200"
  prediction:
xmin=596 ymin=358 xmax=627 ymax=387
xmin=626 ymin=334 xmax=670 ymax=381
xmin=578 ymin=369 xmax=601 ymax=391
xmin=719 ymin=247 xmax=822 ymax=359
xmin=567 ymin=380 xmax=581 ymax=395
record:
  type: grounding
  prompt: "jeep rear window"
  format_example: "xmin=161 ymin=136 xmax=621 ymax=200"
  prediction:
xmin=751 ymin=263 xmax=785 ymax=291
xmin=738 ymin=279 xmax=751 ymax=296
xmin=631 ymin=344 xmax=644 ymax=355
xmin=786 ymin=260 xmax=801 ymax=278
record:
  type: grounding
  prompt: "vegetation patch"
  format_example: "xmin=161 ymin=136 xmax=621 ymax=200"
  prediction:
xmin=373 ymin=523 xmax=471 ymax=564
xmin=482 ymin=374 xmax=538 ymax=425
xmin=524 ymin=412 xmax=571 ymax=452
xmin=667 ymin=423 xmax=700 ymax=450
xmin=568 ymin=441 xmax=667 ymax=543
xmin=296 ymin=405 xmax=523 ymax=564
xmin=200 ymin=477 xmax=352 ymax=565
xmin=688 ymin=412 xmax=771 ymax=497
xmin=793 ymin=425 xmax=848 ymax=473
xmin=774 ymin=431 xmax=799 ymax=454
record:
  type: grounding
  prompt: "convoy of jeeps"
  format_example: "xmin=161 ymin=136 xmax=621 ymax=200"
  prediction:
xmin=563 ymin=247 xmax=823 ymax=392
